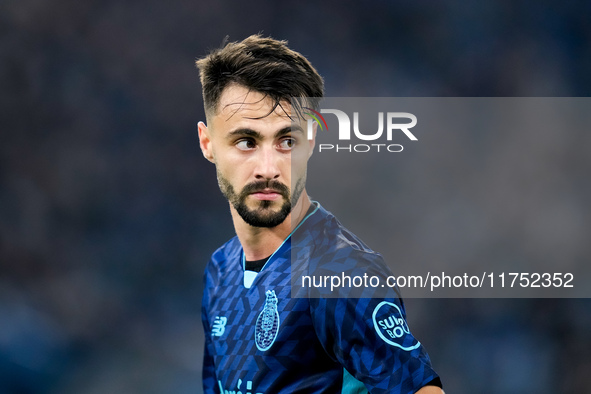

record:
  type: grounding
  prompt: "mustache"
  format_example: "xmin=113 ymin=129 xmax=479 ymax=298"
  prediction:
xmin=240 ymin=180 xmax=290 ymax=198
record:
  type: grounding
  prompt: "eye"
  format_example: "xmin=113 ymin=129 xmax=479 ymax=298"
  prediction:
xmin=236 ymin=139 xmax=256 ymax=150
xmin=278 ymin=138 xmax=295 ymax=150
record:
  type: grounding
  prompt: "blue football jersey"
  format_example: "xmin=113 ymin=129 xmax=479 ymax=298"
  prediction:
xmin=202 ymin=202 xmax=440 ymax=393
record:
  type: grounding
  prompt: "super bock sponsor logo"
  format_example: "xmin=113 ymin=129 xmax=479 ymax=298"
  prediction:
xmin=255 ymin=290 xmax=280 ymax=351
xmin=372 ymin=301 xmax=421 ymax=351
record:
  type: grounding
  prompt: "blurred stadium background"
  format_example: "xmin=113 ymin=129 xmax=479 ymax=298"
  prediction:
xmin=1 ymin=1 xmax=590 ymax=393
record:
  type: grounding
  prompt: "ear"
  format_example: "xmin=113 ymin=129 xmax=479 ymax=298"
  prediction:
xmin=307 ymin=121 xmax=317 ymax=159
xmin=198 ymin=121 xmax=215 ymax=163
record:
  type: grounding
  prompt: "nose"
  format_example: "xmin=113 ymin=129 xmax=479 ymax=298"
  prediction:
xmin=254 ymin=145 xmax=281 ymax=180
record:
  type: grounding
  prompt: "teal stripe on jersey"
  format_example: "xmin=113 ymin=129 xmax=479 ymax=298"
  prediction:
xmin=342 ymin=368 xmax=368 ymax=394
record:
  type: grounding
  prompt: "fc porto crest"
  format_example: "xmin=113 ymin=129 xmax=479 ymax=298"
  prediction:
xmin=255 ymin=290 xmax=280 ymax=351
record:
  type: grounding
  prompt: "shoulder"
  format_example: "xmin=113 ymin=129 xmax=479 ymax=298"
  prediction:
xmin=297 ymin=203 xmax=397 ymax=298
xmin=303 ymin=203 xmax=385 ymax=265
xmin=210 ymin=236 xmax=241 ymax=262
xmin=204 ymin=236 xmax=241 ymax=280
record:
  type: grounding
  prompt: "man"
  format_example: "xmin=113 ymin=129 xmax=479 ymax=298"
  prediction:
xmin=197 ymin=34 xmax=443 ymax=393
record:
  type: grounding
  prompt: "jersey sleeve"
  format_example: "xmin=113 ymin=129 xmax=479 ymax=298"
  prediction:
xmin=308 ymin=252 xmax=440 ymax=393
xmin=202 ymin=260 xmax=218 ymax=392
xmin=202 ymin=308 xmax=217 ymax=391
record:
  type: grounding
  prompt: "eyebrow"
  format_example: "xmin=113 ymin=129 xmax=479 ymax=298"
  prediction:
xmin=226 ymin=125 xmax=304 ymax=140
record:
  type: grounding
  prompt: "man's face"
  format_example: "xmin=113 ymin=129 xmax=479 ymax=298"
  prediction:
xmin=199 ymin=84 xmax=314 ymax=228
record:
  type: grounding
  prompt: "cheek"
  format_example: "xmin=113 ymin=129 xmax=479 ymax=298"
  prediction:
xmin=215 ymin=150 xmax=239 ymax=173
xmin=289 ymin=150 xmax=309 ymax=174
xmin=215 ymin=161 xmax=237 ymax=185
xmin=216 ymin=157 xmax=252 ymax=187
xmin=287 ymin=163 xmax=308 ymax=187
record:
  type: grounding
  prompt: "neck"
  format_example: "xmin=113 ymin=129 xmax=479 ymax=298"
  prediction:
xmin=231 ymin=193 xmax=312 ymax=261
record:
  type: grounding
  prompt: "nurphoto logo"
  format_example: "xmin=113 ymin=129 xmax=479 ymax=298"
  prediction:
xmin=305 ymin=107 xmax=418 ymax=153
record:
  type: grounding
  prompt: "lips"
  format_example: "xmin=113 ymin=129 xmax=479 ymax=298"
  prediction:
xmin=250 ymin=188 xmax=283 ymax=201
xmin=240 ymin=181 xmax=289 ymax=203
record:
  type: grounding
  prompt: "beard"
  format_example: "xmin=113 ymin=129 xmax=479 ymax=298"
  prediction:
xmin=217 ymin=171 xmax=306 ymax=228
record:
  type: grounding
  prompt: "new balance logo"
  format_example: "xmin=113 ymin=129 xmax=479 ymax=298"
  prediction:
xmin=212 ymin=316 xmax=227 ymax=337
